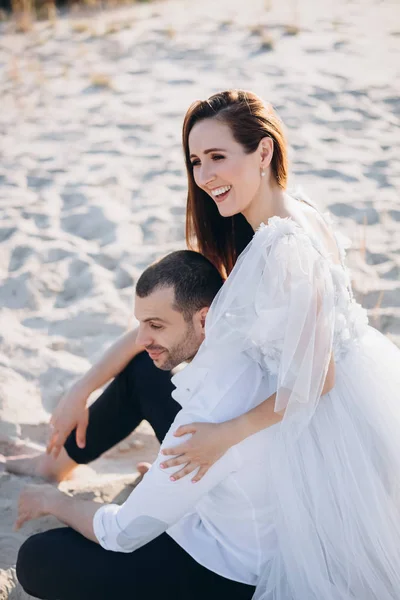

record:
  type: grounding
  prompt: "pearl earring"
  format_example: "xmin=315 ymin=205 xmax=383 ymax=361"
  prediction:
xmin=261 ymin=169 xmax=265 ymax=177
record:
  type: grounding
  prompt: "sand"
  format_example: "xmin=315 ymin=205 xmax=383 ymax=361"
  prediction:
xmin=0 ymin=0 xmax=399 ymax=596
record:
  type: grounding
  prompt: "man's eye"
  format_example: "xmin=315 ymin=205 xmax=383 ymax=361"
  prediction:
xmin=150 ymin=324 xmax=162 ymax=330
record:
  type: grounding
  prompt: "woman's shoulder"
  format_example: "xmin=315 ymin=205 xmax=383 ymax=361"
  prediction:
xmin=252 ymin=198 xmax=343 ymax=267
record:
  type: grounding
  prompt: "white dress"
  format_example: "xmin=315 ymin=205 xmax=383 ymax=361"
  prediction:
xmin=180 ymin=202 xmax=400 ymax=599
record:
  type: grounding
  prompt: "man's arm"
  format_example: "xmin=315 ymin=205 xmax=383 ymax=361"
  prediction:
xmin=47 ymin=327 xmax=145 ymax=457
xmin=94 ymin=409 xmax=240 ymax=553
xmin=77 ymin=327 xmax=144 ymax=397
xmin=17 ymin=413 xmax=240 ymax=550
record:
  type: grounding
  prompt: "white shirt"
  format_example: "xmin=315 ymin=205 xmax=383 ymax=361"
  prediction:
xmin=93 ymin=352 xmax=278 ymax=585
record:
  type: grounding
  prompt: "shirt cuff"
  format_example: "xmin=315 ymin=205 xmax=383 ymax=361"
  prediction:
xmin=93 ymin=503 xmax=121 ymax=551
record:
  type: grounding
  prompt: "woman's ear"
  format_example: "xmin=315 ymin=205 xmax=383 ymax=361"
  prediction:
xmin=259 ymin=136 xmax=274 ymax=170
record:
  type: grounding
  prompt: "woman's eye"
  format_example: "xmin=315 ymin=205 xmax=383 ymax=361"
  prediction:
xmin=212 ymin=155 xmax=225 ymax=161
xmin=191 ymin=160 xmax=200 ymax=167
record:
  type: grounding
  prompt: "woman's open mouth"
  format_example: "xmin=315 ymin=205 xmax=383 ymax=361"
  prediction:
xmin=211 ymin=185 xmax=232 ymax=203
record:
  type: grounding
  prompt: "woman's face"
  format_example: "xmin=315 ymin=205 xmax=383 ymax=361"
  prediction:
xmin=188 ymin=118 xmax=263 ymax=219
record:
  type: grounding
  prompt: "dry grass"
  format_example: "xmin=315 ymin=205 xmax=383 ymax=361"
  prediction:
xmin=248 ymin=24 xmax=275 ymax=51
xmin=9 ymin=0 xmax=156 ymax=30
xmin=11 ymin=0 xmax=33 ymax=30
xmin=360 ymin=214 xmax=368 ymax=263
xmin=356 ymin=214 xmax=388 ymax=332
xmin=260 ymin=32 xmax=274 ymax=51
xmin=90 ymin=72 xmax=113 ymax=88
xmin=71 ymin=21 xmax=91 ymax=32
xmin=370 ymin=290 xmax=385 ymax=330
xmin=220 ymin=18 xmax=234 ymax=27
xmin=164 ymin=25 xmax=175 ymax=39
xmin=249 ymin=24 xmax=263 ymax=36
xmin=284 ymin=23 xmax=300 ymax=36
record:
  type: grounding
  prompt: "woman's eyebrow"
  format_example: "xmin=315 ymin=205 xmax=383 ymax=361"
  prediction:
xmin=190 ymin=147 xmax=226 ymax=158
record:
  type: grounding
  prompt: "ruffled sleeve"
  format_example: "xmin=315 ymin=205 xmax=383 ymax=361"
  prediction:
xmin=206 ymin=216 xmax=336 ymax=436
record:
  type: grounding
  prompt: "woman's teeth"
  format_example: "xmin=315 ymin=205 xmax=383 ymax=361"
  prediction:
xmin=211 ymin=185 xmax=231 ymax=198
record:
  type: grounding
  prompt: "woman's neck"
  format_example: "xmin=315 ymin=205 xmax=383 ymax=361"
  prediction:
xmin=242 ymin=181 xmax=288 ymax=232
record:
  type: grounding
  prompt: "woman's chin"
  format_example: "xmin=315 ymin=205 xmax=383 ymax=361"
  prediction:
xmin=216 ymin=204 xmax=239 ymax=218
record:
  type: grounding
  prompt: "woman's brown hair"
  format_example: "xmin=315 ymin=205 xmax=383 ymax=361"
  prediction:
xmin=183 ymin=89 xmax=288 ymax=277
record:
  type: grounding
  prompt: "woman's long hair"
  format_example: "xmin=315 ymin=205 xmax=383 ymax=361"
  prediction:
xmin=183 ymin=89 xmax=288 ymax=277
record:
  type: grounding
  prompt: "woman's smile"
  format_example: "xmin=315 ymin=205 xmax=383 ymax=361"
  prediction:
xmin=210 ymin=185 xmax=232 ymax=203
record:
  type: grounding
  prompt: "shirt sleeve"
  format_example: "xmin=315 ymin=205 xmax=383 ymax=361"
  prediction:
xmin=93 ymin=409 xmax=241 ymax=552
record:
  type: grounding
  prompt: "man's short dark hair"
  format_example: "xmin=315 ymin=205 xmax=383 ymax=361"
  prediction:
xmin=136 ymin=250 xmax=223 ymax=320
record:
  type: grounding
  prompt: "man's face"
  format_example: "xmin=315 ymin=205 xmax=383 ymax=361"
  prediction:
xmin=135 ymin=286 xmax=206 ymax=371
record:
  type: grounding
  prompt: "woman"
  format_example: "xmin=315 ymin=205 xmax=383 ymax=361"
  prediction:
xmin=159 ymin=89 xmax=400 ymax=599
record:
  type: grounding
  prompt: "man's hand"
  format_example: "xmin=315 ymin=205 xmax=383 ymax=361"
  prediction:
xmin=14 ymin=484 xmax=61 ymax=531
xmin=46 ymin=382 xmax=90 ymax=459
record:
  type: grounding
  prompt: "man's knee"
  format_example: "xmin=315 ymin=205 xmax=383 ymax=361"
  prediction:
xmin=124 ymin=350 xmax=173 ymax=391
xmin=16 ymin=534 xmax=47 ymax=598
xmin=124 ymin=350 xmax=161 ymax=379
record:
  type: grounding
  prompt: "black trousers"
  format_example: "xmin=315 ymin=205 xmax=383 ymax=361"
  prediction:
xmin=16 ymin=352 xmax=256 ymax=600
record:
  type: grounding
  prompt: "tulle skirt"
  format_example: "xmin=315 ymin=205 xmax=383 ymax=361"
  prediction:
xmin=255 ymin=326 xmax=400 ymax=600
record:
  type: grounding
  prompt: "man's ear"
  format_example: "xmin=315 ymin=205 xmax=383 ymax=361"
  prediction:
xmin=194 ymin=306 xmax=209 ymax=335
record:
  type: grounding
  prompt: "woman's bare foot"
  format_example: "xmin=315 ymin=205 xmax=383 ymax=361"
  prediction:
xmin=3 ymin=448 xmax=78 ymax=483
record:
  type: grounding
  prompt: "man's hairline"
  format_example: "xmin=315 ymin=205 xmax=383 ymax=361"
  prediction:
xmin=135 ymin=283 xmax=209 ymax=321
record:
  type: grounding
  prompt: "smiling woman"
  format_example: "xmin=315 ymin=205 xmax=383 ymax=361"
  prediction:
xmin=183 ymin=90 xmax=288 ymax=277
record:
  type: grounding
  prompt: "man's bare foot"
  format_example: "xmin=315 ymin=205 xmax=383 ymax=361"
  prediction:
xmin=3 ymin=448 xmax=78 ymax=483
xmin=136 ymin=462 xmax=151 ymax=476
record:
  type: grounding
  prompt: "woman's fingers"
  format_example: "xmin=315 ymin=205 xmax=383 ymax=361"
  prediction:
xmin=160 ymin=455 xmax=188 ymax=469
xmin=173 ymin=424 xmax=198 ymax=437
xmin=191 ymin=465 xmax=209 ymax=483
xmin=169 ymin=462 xmax=199 ymax=482
xmin=161 ymin=444 xmax=189 ymax=456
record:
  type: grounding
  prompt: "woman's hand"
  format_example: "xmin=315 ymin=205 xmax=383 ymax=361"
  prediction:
xmin=46 ymin=382 xmax=90 ymax=459
xmin=160 ymin=420 xmax=239 ymax=483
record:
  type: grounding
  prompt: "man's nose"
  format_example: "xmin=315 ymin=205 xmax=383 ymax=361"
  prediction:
xmin=136 ymin=327 xmax=152 ymax=348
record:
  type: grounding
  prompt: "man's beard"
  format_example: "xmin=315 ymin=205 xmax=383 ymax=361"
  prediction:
xmin=150 ymin=323 xmax=200 ymax=371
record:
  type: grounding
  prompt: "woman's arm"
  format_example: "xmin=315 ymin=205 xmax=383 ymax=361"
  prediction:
xmin=160 ymin=354 xmax=335 ymax=480
xmin=236 ymin=352 xmax=335 ymax=440
xmin=162 ymin=229 xmax=336 ymax=482
xmin=47 ymin=327 xmax=145 ymax=458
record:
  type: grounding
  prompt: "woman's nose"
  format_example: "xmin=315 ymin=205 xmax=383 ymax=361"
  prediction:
xmin=197 ymin=165 xmax=216 ymax=188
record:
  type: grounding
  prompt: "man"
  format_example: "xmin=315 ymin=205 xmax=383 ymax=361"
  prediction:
xmin=5 ymin=250 xmax=222 ymax=483
xmin=14 ymin=250 xmax=274 ymax=600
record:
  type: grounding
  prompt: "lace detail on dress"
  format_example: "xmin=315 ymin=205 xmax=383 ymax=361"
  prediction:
xmin=321 ymin=210 xmax=369 ymax=360
xmin=330 ymin=262 xmax=369 ymax=362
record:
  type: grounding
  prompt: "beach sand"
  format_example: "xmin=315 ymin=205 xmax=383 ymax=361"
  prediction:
xmin=0 ymin=0 xmax=399 ymax=596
